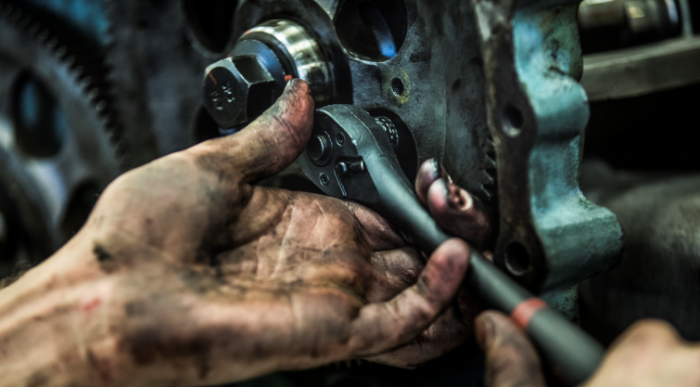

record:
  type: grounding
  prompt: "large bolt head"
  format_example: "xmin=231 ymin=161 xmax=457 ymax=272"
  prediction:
xmin=203 ymin=55 xmax=282 ymax=129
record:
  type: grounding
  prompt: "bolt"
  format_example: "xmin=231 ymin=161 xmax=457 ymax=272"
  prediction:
xmin=307 ymin=132 xmax=333 ymax=166
xmin=320 ymin=173 xmax=330 ymax=186
xmin=335 ymin=160 xmax=366 ymax=178
xmin=308 ymin=134 xmax=330 ymax=161
xmin=202 ymin=55 xmax=282 ymax=129
xmin=336 ymin=161 xmax=349 ymax=176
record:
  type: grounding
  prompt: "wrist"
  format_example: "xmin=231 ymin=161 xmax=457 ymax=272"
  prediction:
xmin=0 ymin=235 xmax=131 ymax=387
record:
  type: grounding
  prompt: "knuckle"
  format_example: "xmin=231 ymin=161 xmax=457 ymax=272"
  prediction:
xmin=398 ymin=267 xmax=420 ymax=285
xmin=627 ymin=319 xmax=679 ymax=342
xmin=615 ymin=319 xmax=683 ymax=357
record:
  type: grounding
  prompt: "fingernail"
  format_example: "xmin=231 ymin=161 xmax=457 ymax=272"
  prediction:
xmin=442 ymin=178 xmax=451 ymax=202
xmin=431 ymin=158 xmax=440 ymax=181
xmin=443 ymin=179 xmax=467 ymax=209
xmin=437 ymin=162 xmax=452 ymax=184
xmin=475 ymin=314 xmax=495 ymax=349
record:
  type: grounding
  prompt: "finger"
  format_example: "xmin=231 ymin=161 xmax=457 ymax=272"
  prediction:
xmin=609 ymin=319 xmax=682 ymax=353
xmin=348 ymin=239 xmax=470 ymax=356
xmin=366 ymin=307 xmax=470 ymax=368
xmin=591 ymin=319 xmax=684 ymax=378
xmin=345 ymin=201 xmax=407 ymax=251
xmin=476 ymin=311 xmax=546 ymax=387
xmin=583 ymin=320 xmax=700 ymax=387
xmin=415 ymin=158 xmax=443 ymax=203
xmin=366 ymin=248 xmax=424 ymax=303
xmin=426 ymin=178 xmax=493 ymax=250
xmin=187 ymin=79 xmax=315 ymax=182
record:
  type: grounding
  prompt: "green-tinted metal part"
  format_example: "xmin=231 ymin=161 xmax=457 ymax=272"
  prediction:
xmin=475 ymin=0 xmax=623 ymax=299
xmin=516 ymin=0 xmax=623 ymax=291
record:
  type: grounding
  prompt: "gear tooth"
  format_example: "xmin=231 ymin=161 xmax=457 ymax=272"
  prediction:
xmin=86 ymin=79 xmax=109 ymax=90
xmin=95 ymin=100 xmax=108 ymax=113
xmin=102 ymin=112 xmax=116 ymax=124
xmin=480 ymin=133 xmax=499 ymax=201
xmin=76 ymin=63 xmax=107 ymax=77
xmin=481 ymin=185 xmax=493 ymax=200
xmin=106 ymin=123 xmax=123 ymax=136
xmin=37 ymin=28 xmax=49 ymax=41
xmin=46 ymin=36 xmax=58 ymax=49
xmin=115 ymin=141 xmax=128 ymax=154
xmin=119 ymin=154 xmax=132 ymax=170
xmin=483 ymin=170 xmax=495 ymax=185
xmin=28 ymin=21 xmax=40 ymax=35
xmin=65 ymin=54 xmax=76 ymax=67
xmin=55 ymin=45 xmax=68 ymax=58
xmin=73 ymin=65 xmax=86 ymax=76
xmin=79 ymin=76 xmax=94 ymax=89
xmin=88 ymin=87 xmax=101 ymax=100
xmin=109 ymin=130 xmax=121 ymax=143
xmin=486 ymin=156 xmax=496 ymax=168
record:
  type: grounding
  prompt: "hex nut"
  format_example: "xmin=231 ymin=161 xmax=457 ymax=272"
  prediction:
xmin=203 ymin=55 xmax=282 ymax=129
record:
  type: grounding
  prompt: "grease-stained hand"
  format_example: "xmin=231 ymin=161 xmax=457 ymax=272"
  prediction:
xmin=0 ymin=80 xmax=493 ymax=387
xmin=475 ymin=311 xmax=700 ymax=387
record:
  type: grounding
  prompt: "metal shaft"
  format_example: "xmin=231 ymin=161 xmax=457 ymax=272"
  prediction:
xmin=371 ymin=161 xmax=604 ymax=385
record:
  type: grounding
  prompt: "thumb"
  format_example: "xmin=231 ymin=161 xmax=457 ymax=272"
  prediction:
xmin=476 ymin=311 xmax=546 ymax=387
xmin=190 ymin=79 xmax=315 ymax=183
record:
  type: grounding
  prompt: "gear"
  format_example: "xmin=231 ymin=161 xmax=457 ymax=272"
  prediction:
xmin=104 ymin=0 xmax=217 ymax=162
xmin=0 ymin=2 xmax=123 ymax=272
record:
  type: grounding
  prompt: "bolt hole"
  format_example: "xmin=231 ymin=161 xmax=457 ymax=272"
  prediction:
xmin=334 ymin=0 xmax=408 ymax=61
xmin=320 ymin=173 xmax=330 ymax=186
xmin=503 ymin=105 xmax=524 ymax=136
xmin=505 ymin=242 xmax=530 ymax=276
xmin=391 ymin=78 xmax=405 ymax=97
xmin=182 ymin=0 xmax=238 ymax=54
xmin=11 ymin=72 xmax=65 ymax=158
xmin=336 ymin=132 xmax=345 ymax=145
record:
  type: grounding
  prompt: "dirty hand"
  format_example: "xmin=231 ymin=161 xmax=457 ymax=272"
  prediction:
xmin=0 ymin=80 xmax=492 ymax=387
xmin=475 ymin=311 xmax=700 ymax=387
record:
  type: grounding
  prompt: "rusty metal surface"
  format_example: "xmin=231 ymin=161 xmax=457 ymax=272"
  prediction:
xmin=474 ymin=0 xmax=622 ymax=301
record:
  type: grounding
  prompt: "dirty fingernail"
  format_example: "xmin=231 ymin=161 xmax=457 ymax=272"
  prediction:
xmin=429 ymin=158 xmax=440 ymax=181
xmin=285 ymin=77 xmax=298 ymax=90
xmin=442 ymin=178 xmax=451 ymax=202
xmin=437 ymin=161 xmax=452 ymax=184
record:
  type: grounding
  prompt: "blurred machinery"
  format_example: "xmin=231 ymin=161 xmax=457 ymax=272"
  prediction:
xmin=0 ymin=0 xmax=699 ymax=386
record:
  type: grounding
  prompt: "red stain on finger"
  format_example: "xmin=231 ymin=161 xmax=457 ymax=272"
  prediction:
xmin=82 ymin=297 xmax=102 ymax=315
